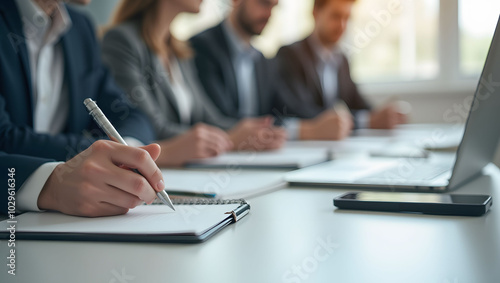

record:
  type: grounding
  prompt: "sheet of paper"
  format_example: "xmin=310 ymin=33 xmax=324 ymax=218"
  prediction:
xmin=162 ymin=170 xmax=285 ymax=199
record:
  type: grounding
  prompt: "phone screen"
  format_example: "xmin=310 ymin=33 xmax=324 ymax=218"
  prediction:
xmin=343 ymin=192 xmax=490 ymax=205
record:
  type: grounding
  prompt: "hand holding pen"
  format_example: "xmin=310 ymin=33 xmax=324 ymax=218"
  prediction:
xmin=84 ymin=98 xmax=175 ymax=211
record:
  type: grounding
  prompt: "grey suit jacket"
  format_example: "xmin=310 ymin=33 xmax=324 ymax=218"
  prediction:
xmin=275 ymin=36 xmax=371 ymax=124
xmin=101 ymin=21 xmax=237 ymax=140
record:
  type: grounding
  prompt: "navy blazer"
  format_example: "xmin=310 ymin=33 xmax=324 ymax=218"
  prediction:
xmin=0 ymin=0 xmax=155 ymax=162
xmin=190 ymin=23 xmax=290 ymax=122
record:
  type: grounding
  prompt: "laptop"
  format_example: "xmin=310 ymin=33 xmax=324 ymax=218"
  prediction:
xmin=285 ymin=16 xmax=500 ymax=192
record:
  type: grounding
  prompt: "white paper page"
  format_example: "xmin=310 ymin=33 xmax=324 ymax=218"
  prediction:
xmin=1 ymin=204 xmax=240 ymax=235
xmin=162 ymin=170 xmax=285 ymax=199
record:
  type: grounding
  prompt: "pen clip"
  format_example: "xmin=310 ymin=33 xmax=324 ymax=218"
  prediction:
xmin=225 ymin=203 xmax=251 ymax=222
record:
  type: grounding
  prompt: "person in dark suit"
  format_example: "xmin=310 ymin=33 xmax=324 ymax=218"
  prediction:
xmin=275 ymin=0 xmax=407 ymax=130
xmin=0 ymin=0 xmax=165 ymax=217
xmin=190 ymin=0 xmax=353 ymax=140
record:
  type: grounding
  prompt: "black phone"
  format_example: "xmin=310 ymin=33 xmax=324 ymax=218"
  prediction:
xmin=333 ymin=192 xmax=492 ymax=216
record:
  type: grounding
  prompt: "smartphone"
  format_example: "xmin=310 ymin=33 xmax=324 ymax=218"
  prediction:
xmin=333 ymin=192 xmax=492 ymax=216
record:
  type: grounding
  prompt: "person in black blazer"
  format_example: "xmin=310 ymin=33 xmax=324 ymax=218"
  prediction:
xmin=0 ymin=0 xmax=165 ymax=217
xmin=190 ymin=0 xmax=354 ymax=140
xmin=275 ymin=0 xmax=407 ymax=130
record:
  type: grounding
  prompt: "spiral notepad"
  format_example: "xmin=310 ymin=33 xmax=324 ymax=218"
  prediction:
xmin=0 ymin=199 xmax=251 ymax=243
xmin=155 ymin=198 xmax=247 ymax=206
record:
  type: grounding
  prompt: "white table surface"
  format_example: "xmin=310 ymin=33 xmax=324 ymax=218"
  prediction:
xmin=1 ymin=124 xmax=498 ymax=283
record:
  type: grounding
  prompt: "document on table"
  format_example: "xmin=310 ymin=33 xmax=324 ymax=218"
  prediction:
xmin=162 ymin=169 xmax=286 ymax=199
xmin=185 ymin=147 xmax=331 ymax=169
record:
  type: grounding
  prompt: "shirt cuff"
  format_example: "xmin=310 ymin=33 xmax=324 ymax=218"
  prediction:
xmin=124 ymin=137 xmax=144 ymax=147
xmin=355 ymin=110 xmax=371 ymax=129
xmin=283 ymin=118 xmax=300 ymax=140
xmin=16 ymin=162 xmax=63 ymax=213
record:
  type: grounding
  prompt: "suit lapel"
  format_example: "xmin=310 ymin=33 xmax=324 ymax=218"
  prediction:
xmin=254 ymin=54 xmax=270 ymax=115
xmin=60 ymin=31 xmax=79 ymax=132
xmin=214 ymin=24 xmax=240 ymax=111
xmin=301 ymin=37 xmax=325 ymax=106
xmin=0 ymin=0 xmax=34 ymax=113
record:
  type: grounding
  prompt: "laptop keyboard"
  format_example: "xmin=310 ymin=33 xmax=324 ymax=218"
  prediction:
xmin=359 ymin=164 xmax=451 ymax=182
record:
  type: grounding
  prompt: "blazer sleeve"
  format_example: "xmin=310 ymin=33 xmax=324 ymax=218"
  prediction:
xmin=0 ymin=151 xmax=52 ymax=215
xmin=101 ymin=27 xmax=191 ymax=140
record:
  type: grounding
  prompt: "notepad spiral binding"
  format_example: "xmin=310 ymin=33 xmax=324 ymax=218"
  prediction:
xmin=151 ymin=198 xmax=247 ymax=206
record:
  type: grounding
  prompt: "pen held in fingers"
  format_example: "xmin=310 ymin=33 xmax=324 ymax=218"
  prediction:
xmin=84 ymin=98 xmax=175 ymax=211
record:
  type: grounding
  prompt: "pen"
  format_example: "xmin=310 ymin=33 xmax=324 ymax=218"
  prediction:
xmin=84 ymin=98 xmax=175 ymax=211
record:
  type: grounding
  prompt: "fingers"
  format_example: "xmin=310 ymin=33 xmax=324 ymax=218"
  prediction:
xmin=99 ymin=141 xmax=165 ymax=193
xmin=193 ymin=124 xmax=233 ymax=150
xmin=99 ymin=184 xmax=145 ymax=209
xmin=89 ymin=202 xmax=130 ymax=218
xmin=205 ymin=126 xmax=233 ymax=150
xmin=254 ymin=127 xmax=287 ymax=150
xmin=261 ymin=116 xmax=274 ymax=127
xmin=104 ymin=166 xmax=158 ymax=204
xmin=141 ymin=143 xmax=161 ymax=161
xmin=193 ymin=127 xmax=233 ymax=156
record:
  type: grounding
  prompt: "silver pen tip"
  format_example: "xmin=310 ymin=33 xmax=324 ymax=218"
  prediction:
xmin=157 ymin=190 xmax=176 ymax=211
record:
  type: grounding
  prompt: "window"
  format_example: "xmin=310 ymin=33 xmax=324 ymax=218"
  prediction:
xmin=459 ymin=0 xmax=500 ymax=76
xmin=82 ymin=0 xmax=497 ymax=89
xmin=344 ymin=0 xmax=439 ymax=83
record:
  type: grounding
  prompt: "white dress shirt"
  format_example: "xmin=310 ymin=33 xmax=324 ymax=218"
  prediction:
xmin=222 ymin=20 xmax=259 ymax=118
xmin=310 ymin=37 xmax=342 ymax=109
xmin=309 ymin=36 xmax=370 ymax=128
xmin=17 ymin=0 xmax=71 ymax=134
xmin=167 ymin=56 xmax=194 ymax=124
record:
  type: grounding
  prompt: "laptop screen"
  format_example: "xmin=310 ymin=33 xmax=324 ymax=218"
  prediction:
xmin=448 ymin=16 xmax=500 ymax=189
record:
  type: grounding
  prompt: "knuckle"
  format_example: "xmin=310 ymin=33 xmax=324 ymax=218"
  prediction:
xmin=79 ymin=182 xmax=94 ymax=193
xmin=133 ymin=177 xmax=148 ymax=195
xmin=81 ymin=161 xmax=100 ymax=176
xmin=126 ymin=197 xmax=141 ymax=209
xmin=135 ymin=148 xmax=150 ymax=164
xmin=92 ymin=140 xmax=111 ymax=152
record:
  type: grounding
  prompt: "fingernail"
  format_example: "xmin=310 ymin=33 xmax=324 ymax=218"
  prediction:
xmin=157 ymin=179 xmax=165 ymax=191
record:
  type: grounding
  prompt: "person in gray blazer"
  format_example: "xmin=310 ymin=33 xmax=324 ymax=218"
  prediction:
xmin=275 ymin=0 xmax=407 ymax=130
xmin=102 ymin=0 xmax=287 ymax=167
